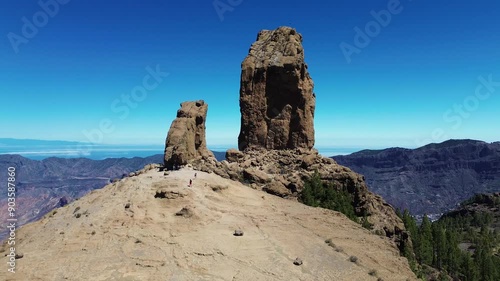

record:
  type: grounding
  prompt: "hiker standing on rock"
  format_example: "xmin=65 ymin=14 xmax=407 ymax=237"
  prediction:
xmin=189 ymin=179 xmax=192 ymax=187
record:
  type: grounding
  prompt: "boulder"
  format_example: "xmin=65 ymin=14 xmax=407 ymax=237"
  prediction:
xmin=226 ymin=149 xmax=244 ymax=163
xmin=154 ymin=189 xmax=187 ymax=199
xmin=293 ymin=258 xmax=303 ymax=266
xmin=301 ymin=154 xmax=317 ymax=169
xmin=322 ymin=157 xmax=336 ymax=165
xmin=243 ymin=168 xmax=270 ymax=183
xmin=263 ymin=180 xmax=291 ymax=197
xmin=175 ymin=207 xmax=194 ymax=218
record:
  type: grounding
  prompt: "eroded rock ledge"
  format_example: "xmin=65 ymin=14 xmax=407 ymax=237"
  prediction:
xmin=192 ymin=148 xmax=405 ymax=236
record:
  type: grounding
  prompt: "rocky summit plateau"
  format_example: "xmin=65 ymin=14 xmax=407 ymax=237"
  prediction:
xmin=1 ymin=27 xmax=417 ymax=281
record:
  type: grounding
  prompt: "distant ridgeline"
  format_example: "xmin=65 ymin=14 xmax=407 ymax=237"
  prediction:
xmin=333 ymin=139 xmax=500 ymax=215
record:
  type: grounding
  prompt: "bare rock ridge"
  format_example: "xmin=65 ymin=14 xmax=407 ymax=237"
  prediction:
xmin=164 ymin=100 xmax=215 ymax=170
xmin=201 ymin=149 xmax=405 ymax=237
xmin=238 ymin=26 xmax=315 ymax=151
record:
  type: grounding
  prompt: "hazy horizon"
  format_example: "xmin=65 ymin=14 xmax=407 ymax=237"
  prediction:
xmin=0 ymin=138 xmax=370 ymax=159
xmin=1 ymin=137 xmax=498 ymax=161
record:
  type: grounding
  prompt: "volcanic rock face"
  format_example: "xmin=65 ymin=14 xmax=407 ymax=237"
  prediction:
xmin=238 ymin=26 xmax=315 ymax=151
xmin=164 ymin=100 xmax=214 ymax=170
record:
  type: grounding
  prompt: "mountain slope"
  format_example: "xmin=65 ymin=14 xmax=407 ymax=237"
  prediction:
xmin=442 ymin=192 xmax=500 ymax=233
xmin=333 ymin=140 xmax=500 ymax=215
xmin=0 ymin=166 xmax=416 ymax=281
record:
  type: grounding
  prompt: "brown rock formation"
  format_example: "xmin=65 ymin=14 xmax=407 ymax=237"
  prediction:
xmin=194 ymin=149 xmax=404 ymax=234
xmin=164 ymin=100 xmax=214 ymax=170
xmin=238 ymin=26 xmax=315 ymax=151
xmin=189 ymin=27 xmax=404 ymax=235
xmin=225 ymin=148 xmax=244 ymax=163
xmin=190 ymin=27 xmax=406 ymax=248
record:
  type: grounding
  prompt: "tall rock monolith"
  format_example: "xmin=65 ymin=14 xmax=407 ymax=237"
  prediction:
xmin=238 ymin=26 xmax=315 ymax=151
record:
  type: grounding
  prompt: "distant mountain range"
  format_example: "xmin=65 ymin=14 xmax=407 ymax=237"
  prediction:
xmin=333 ymin=139 xmax=500 ymax=215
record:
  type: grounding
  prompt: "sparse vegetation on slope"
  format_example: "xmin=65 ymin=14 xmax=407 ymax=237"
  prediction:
xmin=399 ymin=193 xmax=500 ymax=280
xmin=300 ymin=171 xmax=359 ymax=223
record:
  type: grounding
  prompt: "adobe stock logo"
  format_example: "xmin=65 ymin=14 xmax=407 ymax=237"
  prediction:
xmin=415 ymin=74 xmax=500 ymax=146
xmin=213 ymin=0 xmax=243 ymax=21
xmin=76 ymin=64 xmax=169 ymax=156
xmin=339 ymin=0 xmax=405 ymax=64
xmin=7 ymin=0 xmax=71 ymax=54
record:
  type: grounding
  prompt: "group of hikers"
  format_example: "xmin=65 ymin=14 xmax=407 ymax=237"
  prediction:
xmin=188 ymin=173 xmax=197 ymax=187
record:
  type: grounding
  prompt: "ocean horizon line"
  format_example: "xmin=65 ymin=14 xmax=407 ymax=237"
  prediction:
xmin=0 ymin=143 xmax=364 ymax=160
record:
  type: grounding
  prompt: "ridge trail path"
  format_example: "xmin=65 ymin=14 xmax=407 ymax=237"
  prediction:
xmin=0 ymin=167 xmax=416 ymax=281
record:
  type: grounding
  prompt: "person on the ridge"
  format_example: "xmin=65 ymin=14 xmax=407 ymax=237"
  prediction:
xmin=189 ymin=179 xmax=192 ymax=187
xmin=194 ymin=173 xmax=197 ymax=178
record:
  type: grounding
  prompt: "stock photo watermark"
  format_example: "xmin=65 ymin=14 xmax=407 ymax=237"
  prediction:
xmin=76 ymin=64 xmax=169 ymax=155
xmin=339 ymin=0 xmax=407 ymax=64
xmin=415 ymin=74 xmax=500 ymax=146
xmin=213 ymin=0 xmax=243 ymax=21
xmin=7 ymin=0 xmax=71 ymax=54
xmin=6 ymin=166 xmax=17 ymax=273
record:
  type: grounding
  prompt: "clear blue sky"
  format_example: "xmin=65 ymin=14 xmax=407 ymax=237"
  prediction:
xmin=1 ymin=0 xmax=499 ymax=149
